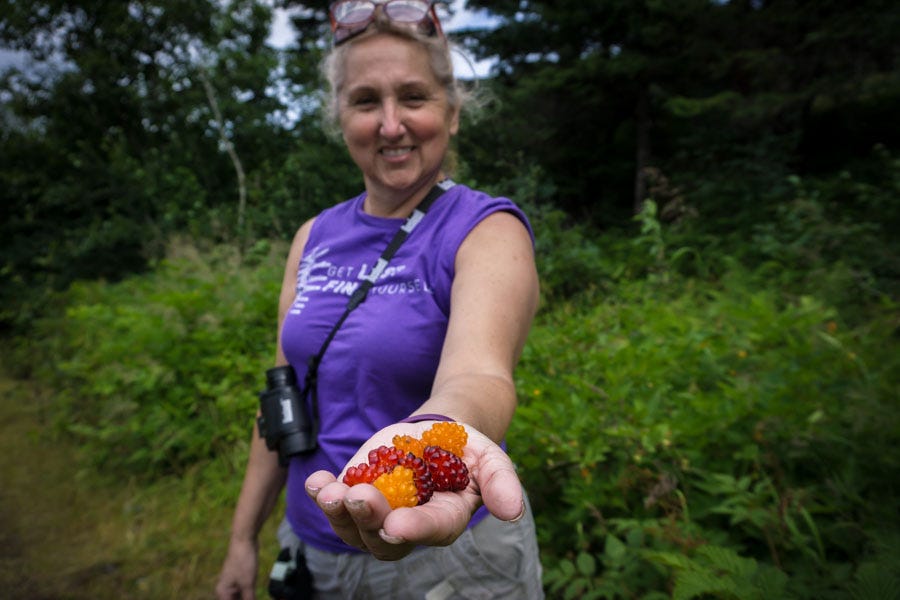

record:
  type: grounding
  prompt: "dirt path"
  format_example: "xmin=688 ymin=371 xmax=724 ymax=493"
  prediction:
xmin=0 ymin=373 xmax=126 ymax=598
xmin=0 ymin=369 xmax=280 ymax=599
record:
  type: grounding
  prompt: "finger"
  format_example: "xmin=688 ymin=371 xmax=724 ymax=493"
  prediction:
xmin=305 ymin=469 xmax=337 ymax=500
xmin=213 ymin=582 xmax=231 ymax=600
xmin=343 ymin=484 xmax=414 ymax=560
xmin=313 ymin=480 xmax=368 ymax=550
xmin=471 ymin=448 xmax=525 ymax=521
xmin=215 ymin=581 xmax=250 ymax=600
xmin=380 ymin=491 xmax=474 ymax=547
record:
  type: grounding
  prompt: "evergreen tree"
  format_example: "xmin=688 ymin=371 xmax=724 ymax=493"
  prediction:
xmin=458 ymin=0 xmax=899 ymax=225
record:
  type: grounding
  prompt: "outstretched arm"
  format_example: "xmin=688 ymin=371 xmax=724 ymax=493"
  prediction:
xmin=305 ymin=211 xmax=539 ymax=560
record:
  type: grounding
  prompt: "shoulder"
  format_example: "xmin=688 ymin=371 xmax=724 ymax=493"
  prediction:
xmin=457 ymin=210 xmax=536 ymax=269
xmin=284 ymin=216 xmax=317 ymax=277
xmin=443 ymin=183 xmax=516 ymax=211
xmin=291 ymin=192 xmax=367 ymax=252
xmin=450 ymin=184 xmax=531 ymax=233
xmin=284 ymin=193 xmax=361 ymax=265
xmin=431 ymin=183 xmax=534 ymax=250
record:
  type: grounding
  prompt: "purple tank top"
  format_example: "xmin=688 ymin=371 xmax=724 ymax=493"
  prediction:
xmin=280 ymin=183 xmax=533 ymax=553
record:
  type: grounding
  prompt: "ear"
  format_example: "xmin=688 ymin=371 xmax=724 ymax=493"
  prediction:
xmin=448 ymin=105 xmax=460 ymax=136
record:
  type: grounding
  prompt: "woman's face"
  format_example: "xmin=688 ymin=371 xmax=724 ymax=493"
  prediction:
xmin=338 ymin=34 xmax=459 ymax=210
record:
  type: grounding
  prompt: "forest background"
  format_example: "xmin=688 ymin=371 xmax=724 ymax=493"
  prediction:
xmin=1 ymin=0 xmax=898 ymax=598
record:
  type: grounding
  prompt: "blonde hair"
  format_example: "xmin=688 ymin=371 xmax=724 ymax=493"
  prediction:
xmin=319 ymin=16 xmax=472 ymax=139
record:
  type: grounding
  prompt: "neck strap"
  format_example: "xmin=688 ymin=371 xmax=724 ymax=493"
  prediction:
xmin=349 ymin=179 xmax=455 ymax=310
xmin=303 ymin=179 xmax=456 ymax=435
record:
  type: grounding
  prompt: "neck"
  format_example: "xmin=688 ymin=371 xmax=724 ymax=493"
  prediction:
xmin=363 ymin=172 xmax=446 ymax=218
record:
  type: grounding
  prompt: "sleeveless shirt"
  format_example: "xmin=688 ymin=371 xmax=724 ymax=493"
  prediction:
xmin=280 ymin=183 xmax=533 ymax=552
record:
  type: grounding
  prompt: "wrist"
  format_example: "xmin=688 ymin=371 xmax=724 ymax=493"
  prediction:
xmin=228 ymin=524 xmax=260 ymax=545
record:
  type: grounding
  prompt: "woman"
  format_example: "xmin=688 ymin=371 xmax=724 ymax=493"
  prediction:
xmin=216 ymin=1 xmax=542 ymax=598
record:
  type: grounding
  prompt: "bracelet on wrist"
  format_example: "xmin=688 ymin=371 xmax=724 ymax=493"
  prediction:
xmin=398 ymin=413 xmax=455 ymax=424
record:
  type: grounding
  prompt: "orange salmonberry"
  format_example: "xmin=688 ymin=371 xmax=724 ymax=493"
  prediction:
xmin=392 ymin=434 xmax=426 ymax=458
xmin=421 ymin=422 xmax=467 ymax=457
xmin=373 ymin=466 xmax=419 ymax=509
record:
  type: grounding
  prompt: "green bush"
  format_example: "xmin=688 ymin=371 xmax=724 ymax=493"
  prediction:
xmin=751 ymin=152 xmax=900 ymax=321
xmin=511 ymin=265 xmax=899 ymax=598
xmin=16 ymin=240 xmax=286 ymax=476
xmin=478 ymin=161 xmax=625 ymax=307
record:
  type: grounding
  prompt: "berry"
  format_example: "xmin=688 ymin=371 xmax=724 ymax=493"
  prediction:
xmin=399 ymin=452 xmax=434 ymax=504
xmin=392 ymin=434 xmax=426 ymax=458
xmin=343 ymin=463 xmax=377 ymax=486
xmin=368 ymin=445 xmax=407 ymax=467
xmin=424 ymin=445 xmax=469 ymax=492
xmin=421 ymin=422 xmax=468 ymax=457
xmin=373 ymin=466 xmax=419 ymax=509
xmin=343 ymin=426 xmax=470 ymax=507
xmin=344 ymin=445 xmax=434 ymax=505
xmin=343 ymin=447 xmax=398 ymax=486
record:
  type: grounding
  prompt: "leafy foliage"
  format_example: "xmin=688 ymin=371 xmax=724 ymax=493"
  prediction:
xmin=750 ymin=146 xmax=900 ymax=319
xmin=14 ymin=240 xmax=286 ymax=475
xmin=6 ymin=160 xmax=898 ymax=598
xmin=507 ymin=190 xmax=899 ymax=598
xmin=2 ymin=2 xmax=898 ymax=597
xmin=0 ymin=0 xmax=362 ymax=332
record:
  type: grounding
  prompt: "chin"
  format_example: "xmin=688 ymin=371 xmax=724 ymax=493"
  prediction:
xmin=378 ymin=174 xmax=424 ymax=192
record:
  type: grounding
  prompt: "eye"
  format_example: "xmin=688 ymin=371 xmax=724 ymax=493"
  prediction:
xmin=346 ymin=88 xmax=379 ymax=108
xmin=352 ymin=94 xmax=377 ymax=107
xmin=401 ymin=90 xmax=428 ymax=105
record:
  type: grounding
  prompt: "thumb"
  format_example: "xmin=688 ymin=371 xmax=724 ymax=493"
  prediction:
xmin=476 ymin=452 xmax=525 ymax=521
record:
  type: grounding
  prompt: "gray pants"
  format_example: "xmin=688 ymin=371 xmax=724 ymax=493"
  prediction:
xmin=275 ymin=494 xmax=544 ymax=600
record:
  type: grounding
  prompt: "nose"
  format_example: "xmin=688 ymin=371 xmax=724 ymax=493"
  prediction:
xmin=379 ymin=99 xmax=405 ymax=139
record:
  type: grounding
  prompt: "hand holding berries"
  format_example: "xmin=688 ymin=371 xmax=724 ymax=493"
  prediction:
xmin=304 ymin=420 xmax=526 ymax=561
xmin=342 ymin=423 xmax=470 ymax=509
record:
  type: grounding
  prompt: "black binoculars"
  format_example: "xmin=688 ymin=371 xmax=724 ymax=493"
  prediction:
xmin=257 ymin=365 xmax=317 ymax=465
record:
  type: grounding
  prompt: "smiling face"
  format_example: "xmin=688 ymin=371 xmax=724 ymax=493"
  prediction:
xmin=338 ymin=33 xmax=460 ymax=216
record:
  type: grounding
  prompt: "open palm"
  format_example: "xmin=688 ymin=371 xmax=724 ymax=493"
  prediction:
xmin=304 ymin=422 xmax=525 ymax=561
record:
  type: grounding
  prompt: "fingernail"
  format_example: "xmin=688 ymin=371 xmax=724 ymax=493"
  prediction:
xmin=321 ymin=499 xmax=342 ymax=512
xmin=306 ymin=484 xmax=321 ymax=497
xmin=345 ymin=499 xmax=370 ymax=517
xmin=379 ymin=529 xmax=406 ymax=545
xmin=509 ymin=500 xmax=526 ymax=523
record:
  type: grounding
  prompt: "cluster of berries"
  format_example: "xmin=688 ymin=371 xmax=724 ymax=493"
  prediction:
xmin=342 ymin=422 xmax=469 ymax=509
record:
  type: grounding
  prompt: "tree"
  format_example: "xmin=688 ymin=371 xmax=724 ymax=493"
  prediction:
xmin=457 ymin=0 xmax=899 ymax=226
xmin=0 ymin=0 xmax=292 ymax=328
xmin=455 ymin=0 xmax=720 ymax=223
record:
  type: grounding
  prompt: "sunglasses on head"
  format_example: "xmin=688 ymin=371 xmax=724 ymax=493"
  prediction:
xmin=328 ymin=0 xmax=445 ymax=46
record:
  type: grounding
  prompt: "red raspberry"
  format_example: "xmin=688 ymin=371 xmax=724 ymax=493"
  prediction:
xmin=343 ymin=463 xmax=377 ymax=486
xmin=368 ymin=445 xmax=407 ymax=467
xmin=343 ymin=446 xmax=399 ymax=487
xmin=398 ymin=453 xmax=434 ymax=504
xmin=424 ymin=446 xmax=469 ymax=492
xmin=345 ymin=445 xmax=434 ymax=505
